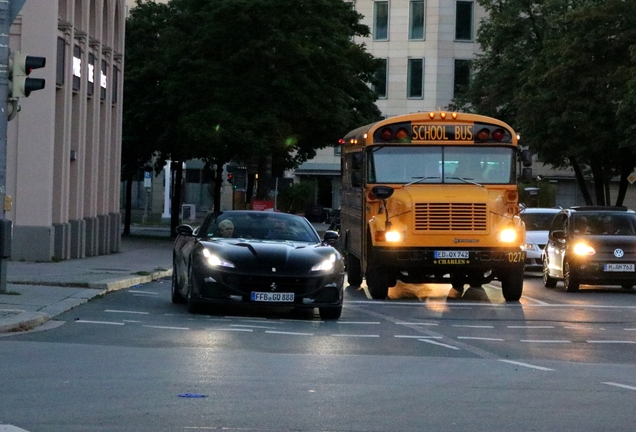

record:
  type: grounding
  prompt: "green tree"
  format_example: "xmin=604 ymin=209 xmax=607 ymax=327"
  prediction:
xmin=121 ymin=0 xmax=172 ymax=235
xmin=457 ymin=0 xmax=636 ymax=206
xmin=124 ymin=0 xmax=381 ymax=232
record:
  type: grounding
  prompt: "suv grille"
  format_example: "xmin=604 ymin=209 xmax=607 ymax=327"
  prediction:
xmin=414 ymin=203 xmax=488 ymax=231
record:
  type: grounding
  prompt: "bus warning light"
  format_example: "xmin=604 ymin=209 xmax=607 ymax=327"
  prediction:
xmin=492 ymin=129 xmax=505 ymax=141
xmin=476 ymin=128 xmax=490 ymax=141
xmin=440 ymin=112 xmax=447 ymax=119
xmin=428 ymin=112 xmax=435 ymax=119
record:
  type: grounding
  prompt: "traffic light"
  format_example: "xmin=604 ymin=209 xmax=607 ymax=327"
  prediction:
xmin=227 ymin=173 xmax=233 ymax=184
xmin=9 ymin=51 xmax=46 ymax=99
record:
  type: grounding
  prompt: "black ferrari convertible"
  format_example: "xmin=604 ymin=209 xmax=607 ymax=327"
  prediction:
xmin=171 ymin=210 xmax=344 ymax=319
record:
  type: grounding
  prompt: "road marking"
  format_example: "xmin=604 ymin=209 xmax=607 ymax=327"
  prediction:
xmin=213 ymin=328 xmax=253 ymax=332
xmin=457 ymin=336 xmax=504 ymax=341
xmin=603 ymin=382 xmax=636 ymax=391
xmin=418 ymin=339 xmax=460 ymax=350
xmin=395 ymin=322 xmax=438 ymax=326
xmin=75 ymin=320 xmax=124 ymax=325
xmin=105 ymin=309 xmax=149 ymax=315
xmin=265 ymin=331 xmax=314 ymax=336
xmin=122 ymin=320 xmax=141 ymax=323
xmin=520 ymin=339 xmax=571 ymax=343
xmin=143 ymin=325 xmax=189 ymax=330
xmin=331 ymin=334 xmax=380 ymax=338
xmin=587 ymin=340 xmax=636 ymax=344
xmin=395 ymin=335 xmax=442 ymax=339
xmin=452 ymin=325 xmax=494 ymax=328
xmin=230 ymin=324 xmax=279 ymax=329
xmin=499 ymin=359 xmax=554 ymax=371
xmin=337 ymin=321 xmax=381 ymax=325
xmin=508 ymin=325 xmax=555 ymax=329
xmin=128 ymin=290 xmax=158 ymax=295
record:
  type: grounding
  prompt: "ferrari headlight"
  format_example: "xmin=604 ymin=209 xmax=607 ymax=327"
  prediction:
xmin=499 ymin=228 xmax=517 ymax=243
xmin=202 ymin=248 xmax=235 ymax=268
xmin=311 ymin=253 xmax=336 ymax=272
xmin=573 ymin=242 xmax=595 ymax=256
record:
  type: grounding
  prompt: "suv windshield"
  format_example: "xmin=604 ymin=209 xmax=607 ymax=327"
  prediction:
xmin=521 ymin=212 xmax=557 ymax=231
xmin=572 ymin=213 xmax=636 ymax=236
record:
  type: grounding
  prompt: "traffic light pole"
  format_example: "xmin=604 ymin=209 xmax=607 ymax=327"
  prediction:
xmin=0 ymin=1 xmax=10 ymax=294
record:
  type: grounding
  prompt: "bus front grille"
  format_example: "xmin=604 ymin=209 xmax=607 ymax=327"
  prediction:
xmin=414 ymin=203 xmax=488 ymax=231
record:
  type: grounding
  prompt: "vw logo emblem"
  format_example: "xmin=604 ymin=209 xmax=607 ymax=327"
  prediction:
xmin=614 ymin=248 xmax=624 ymax=258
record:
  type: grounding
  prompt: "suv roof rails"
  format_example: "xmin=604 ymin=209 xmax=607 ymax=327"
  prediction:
xmin=570 ymin=206 xmax=629 ymax=212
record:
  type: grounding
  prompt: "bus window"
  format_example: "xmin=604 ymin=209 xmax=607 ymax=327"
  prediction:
xmin=444 ymin=147 xmax=514 ymax=184
xmin=368 ymin=146 xmax=442 ymax=184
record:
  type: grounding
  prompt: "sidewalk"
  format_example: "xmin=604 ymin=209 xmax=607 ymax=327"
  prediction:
xmin=0 ymin=230 xmax=174 ymax=334
xmin=0 ymin=221 xmax=331 ymax=334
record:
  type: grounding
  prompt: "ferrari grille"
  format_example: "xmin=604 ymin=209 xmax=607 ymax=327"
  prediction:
xmin=414 ymin=203 xmax=487 ymax=231
xmin=222 ymin=275 xmax=323 ymax=294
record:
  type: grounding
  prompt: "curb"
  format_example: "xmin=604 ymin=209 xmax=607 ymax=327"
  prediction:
xmin=0 ymin=269 xmax=173 ymax=334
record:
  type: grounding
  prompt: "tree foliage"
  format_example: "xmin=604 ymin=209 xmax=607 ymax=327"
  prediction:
xmin=457 ymin=0 xmax=636 ymax=206
xmin=123 ymin=0 xmax=381 ymax=234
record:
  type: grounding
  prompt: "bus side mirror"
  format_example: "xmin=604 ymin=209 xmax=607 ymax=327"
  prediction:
xmin=351 ymin=172 xmax=362 ymax=187
xmin=521 ymin=167 xmax=532 ymax=182
xmin=351 ymin=152 xmax=363 ymax=170
xmin=371 ymin=186 xmax=394 ymax=200
xmin=520 ymin=149 xmax=532 ymax=167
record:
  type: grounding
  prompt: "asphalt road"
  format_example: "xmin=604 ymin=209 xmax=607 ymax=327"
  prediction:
xmin=1 ymin=275 xmax=636 ymax=431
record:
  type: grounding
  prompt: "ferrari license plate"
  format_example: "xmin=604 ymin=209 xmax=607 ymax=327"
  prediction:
xmin=434 ymin=250 xmax=469 ymax=259
xmin=604 ymin=264 xmax=635 ymax=272
xmin=251 ymin=292 xmax=295 ymax=302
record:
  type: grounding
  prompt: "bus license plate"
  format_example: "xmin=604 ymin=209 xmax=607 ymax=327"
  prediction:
xmin=434 ymin=250 xmax=469 ymax=259
xmin=251 ymin=292 xmax=295 ymax=302
xmin=604 ymin=264 xmax=635 ymax=272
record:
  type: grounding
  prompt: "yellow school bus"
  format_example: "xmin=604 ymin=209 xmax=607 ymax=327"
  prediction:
xmin=339 ymin=111 xmax=528 ymax=301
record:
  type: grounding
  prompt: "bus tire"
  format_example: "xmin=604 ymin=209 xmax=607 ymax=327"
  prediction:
xmin=346 ymin=253 xmax=363 ymax=286
xmin=500 ymin=268 xmax=523 ymax=301
xmin=366 ymin=264 xmax=390 ymax=300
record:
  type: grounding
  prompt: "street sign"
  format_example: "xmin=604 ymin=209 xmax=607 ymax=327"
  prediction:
xmin=144 ymin=171 xmax=152 ymax=188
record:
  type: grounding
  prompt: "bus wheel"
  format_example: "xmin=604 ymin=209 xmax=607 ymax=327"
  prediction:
xmin=366 ymin=264 xmax=390 ymax=299
xmin=500 ymin=269 xmax=523 ymax=301
xmin=346 ymin=253 xmax=363 ymax=286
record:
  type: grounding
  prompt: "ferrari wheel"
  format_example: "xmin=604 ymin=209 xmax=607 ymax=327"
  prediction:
xmin=319 ymin=305 xmax=342 ymax=320
xmin=563 ymin=261 xmax=580 ymax=292
xmin=186 ymin=266 xmax=202 ymax=314
xmin=171 ymin=260 xmax=185 ymax=304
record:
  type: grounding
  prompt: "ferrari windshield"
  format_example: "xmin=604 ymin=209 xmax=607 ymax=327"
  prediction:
xmin=201 ymin=211 xmax=320 ymax=242
xmin=367 ymin=146 xmax=515 ymax=184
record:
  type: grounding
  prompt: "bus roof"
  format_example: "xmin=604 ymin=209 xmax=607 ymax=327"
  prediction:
xmin=342 ymin=111 xmax=517 ymax=145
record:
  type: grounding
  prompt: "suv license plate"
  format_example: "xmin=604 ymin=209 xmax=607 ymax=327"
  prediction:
xmin=604 ymin=264 xmax=635 ymax=272
xmin=251 ymin=292 xmax=295 ymax=302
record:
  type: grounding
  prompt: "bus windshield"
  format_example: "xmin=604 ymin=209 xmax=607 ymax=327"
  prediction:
xmin=368 ymin=146 xmax=515 ymax=185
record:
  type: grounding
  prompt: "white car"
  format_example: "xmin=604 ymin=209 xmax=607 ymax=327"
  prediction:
xmin=520 ymin=207 xmax=561 ymax=271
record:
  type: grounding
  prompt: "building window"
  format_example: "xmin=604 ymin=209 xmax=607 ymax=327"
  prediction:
xmin=407 ymin=58 xmax=424 ymax=98
xmin=100 ymin=60 xmax=108 ymax=101
xmin=409 ymin=1 xmax=425 ymax=40
xmin=56 ymin=38 xmax=65 ymax=86
xmin=87 ymin=53 xmax=95 ymax=96
xmin=373 ymin=58 xmax=387 ymax=98
xmin=72 ymin=45 xmax=81 ymax=91
xmin=112 ymin=66 xmax=119 ymax=103
xmin=454 ymin=59 xmax=471 ymax=97
xmin=374 ymin=1 xmax=389 ymax=41
xmin=455 ymin=1 xmax=473 ymax=41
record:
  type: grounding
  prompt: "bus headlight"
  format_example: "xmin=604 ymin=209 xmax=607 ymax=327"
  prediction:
xmin=385 ymin=231 xmax=402 ymax=242
xmin=499 ymin=228 xmax=517 ymax=243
